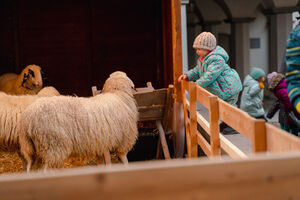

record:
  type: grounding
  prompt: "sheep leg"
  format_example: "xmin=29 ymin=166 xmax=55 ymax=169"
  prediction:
xmin=20 ymin=152 xmax=33 ymax=172
xmin=118 ymin=153 xmax=128 ymax=164
xmin=18 ymin=152 xmax=28 ymax=171
xmin=31 ymin=157 xmax=42 ymax=170
xmin=42 ymin=164 xmax=48 ymax=173
xmin=104 ymin=151 xmax=111 ymax=165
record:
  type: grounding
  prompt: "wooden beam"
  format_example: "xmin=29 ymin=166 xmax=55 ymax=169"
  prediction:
xmin=189 ymin=82 xmax=198 ymax=157
xmin=252 ymin=119 xmax=266 ymax=153
xmin=209 ymin=96 xmax=220 ymax=156
xmin=196 ymin=112 xmax=210 ymax=134
xmin=266 ymin=123 xmax=300 ymax=152
xmin=3 ymin=154 xmax=300 ymax=199
xmin=220 ymin=134 xmax=248 ymax=159
xmin=196 ymin=85 xmax=212 ymax=109
xmin=197 ymin=131 xmax=212 ymax=157
xmin=171 ymin=0 xmax=183 ymax=103
xmin=218 ymin=99 xmax=255 ymax=140
xmin=156 ymin=120 xmax=171 ymax=160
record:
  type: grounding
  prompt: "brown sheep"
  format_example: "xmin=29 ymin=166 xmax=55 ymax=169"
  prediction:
xmin=0 ymin=65 xmax=43 ymax=95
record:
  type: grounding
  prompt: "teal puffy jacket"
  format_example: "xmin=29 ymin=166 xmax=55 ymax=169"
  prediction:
xmin=186 ymin=46 xmax=242 ymax=100
xmin=240 ymin=75 xmax=265 ymax=117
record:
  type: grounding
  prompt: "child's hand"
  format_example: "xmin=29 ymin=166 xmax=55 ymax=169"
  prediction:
xmin=178 ymin=74 xmax=188 ymax=83
xmin=259 ymin=82 xmax=264 ymax=89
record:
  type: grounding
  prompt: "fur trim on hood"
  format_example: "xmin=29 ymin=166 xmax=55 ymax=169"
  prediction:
xmin=268 ymin=73 xmax=284 ymax=90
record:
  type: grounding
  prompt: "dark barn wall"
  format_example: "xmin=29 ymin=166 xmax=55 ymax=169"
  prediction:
xmin=0 ymin=0 xmax=163 ymax=96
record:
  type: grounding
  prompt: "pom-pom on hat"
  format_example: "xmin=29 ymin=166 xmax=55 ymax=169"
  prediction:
xmin=193 ymin=32 xmax=216 ymax=51
xmin=250 ymin=67 xmax=265 ymax=80
xmin=267 ymin=72 xmax=278 ymax=86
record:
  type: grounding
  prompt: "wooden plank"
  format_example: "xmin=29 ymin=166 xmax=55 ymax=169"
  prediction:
xmin=196 ymin=112 xmax=210 ymax=134
xmin=171 ymin=0 xmax=182 ymax=103
xmin=3 ymin=153 xmax=300 ymax=199
xmin=197 ymin=131 xmax=212 ymax=157
xmin=162 ymin=85 xmax=174 ymax=130
xmin=185 ymin=99 xmax=190 ymax=108
xmin=138 ymin=105 xmax=165 ymax=121
xmin=266 ymin=123 xmax=300 ymax=152
xmin=134 ymin=89 xmax=167 ymax=107
xmin=189 ymin=82 xmax=198 ymax=157
xmin=135 ymin=87 xmax=155 ymax=93
xmin=252 ymin=119 xmax=266 ymax=153
xmin=220 ymin=134 xmax=248 ymax=159
xmin=218 ymin=99 xmax=254 ymax=140
xmin=181 ymin=81 xmax=191 ymax=157
xmin=156 ymin=120 xmax=171 ymax=159
xmin=209 ymin=96 xmax=220 ymax=156
xmin=91 ymin=86 xmax=100 ymax=96
xmin=196 ymin=85 xmax=212 ymax=108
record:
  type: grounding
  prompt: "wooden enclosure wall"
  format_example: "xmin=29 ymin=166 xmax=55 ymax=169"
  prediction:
xmin=2 ymin=153 xmax=300 ymax=200
xmin=0 ymin=0 xmax=166 ymax=96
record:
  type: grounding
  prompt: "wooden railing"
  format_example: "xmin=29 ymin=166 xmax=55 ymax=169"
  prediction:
xmin=2 ymin=153 xmax=300 ymax=199
xmin=181 ymin=80 xmax=300 ymax=158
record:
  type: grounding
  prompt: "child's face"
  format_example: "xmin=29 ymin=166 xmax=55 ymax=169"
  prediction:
xmin=257 ymin=76 xmax=265 ymax=83
xmin=196 ymin=48 xmax=211 ymax=59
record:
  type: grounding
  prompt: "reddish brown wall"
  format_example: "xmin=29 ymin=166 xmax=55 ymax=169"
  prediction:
xmin=0 ymin=0 xmax=164 ymax=96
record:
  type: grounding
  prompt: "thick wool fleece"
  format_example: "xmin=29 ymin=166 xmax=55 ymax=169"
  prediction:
xmin=186 ymin=46 xmax=242 ymax=100
xmin=19 ymin=74 xmax=139 ymax=170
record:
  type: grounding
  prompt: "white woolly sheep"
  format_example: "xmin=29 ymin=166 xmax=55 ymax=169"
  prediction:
xmin=109 ymin=71 xmax=127 ymax=78
xmin=0 ymin=86 xmax=60 ymax=152
xmin=0 ymin=65 xmax=43 ymax=95
xmin=19 ymin=72 xmax=138 ymax=171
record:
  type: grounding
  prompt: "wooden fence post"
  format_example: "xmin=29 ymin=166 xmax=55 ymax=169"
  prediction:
xmin=189 ymin=82 xmax=198 ymax=157
xmin=181 ymin=81 xmax=191 ymax=157
xmin=209 ymin=96 xmax=220 ymax=156
xmin=253 ymin=119 xmax=267 ymax=153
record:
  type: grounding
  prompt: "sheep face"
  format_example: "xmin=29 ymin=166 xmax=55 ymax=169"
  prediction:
xmin=102 ymin=73 xmax=135 ymax=96
xmin=21 ymin=65 xmax=43 ymax=90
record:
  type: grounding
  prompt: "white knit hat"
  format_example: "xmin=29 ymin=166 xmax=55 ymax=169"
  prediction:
xmin=193 ymin=32 xmax=216 ymax=50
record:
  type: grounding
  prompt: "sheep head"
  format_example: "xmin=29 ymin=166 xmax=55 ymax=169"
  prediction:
xmin=102 ymin=72 xmax=135 ymax=96
xmin=20 ymin=65 xmax=43 ymax=90
xmin=109 ymin=71 xmax=127 ymax=78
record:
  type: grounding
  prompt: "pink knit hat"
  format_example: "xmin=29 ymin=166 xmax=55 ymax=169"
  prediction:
xmin=267 ymin=72 xmax=278 ymax=86
xmin=193 ymin=32 xmax=216 ymax=50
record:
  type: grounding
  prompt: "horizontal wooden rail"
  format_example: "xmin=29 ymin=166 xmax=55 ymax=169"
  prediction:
xmin=196 ymin=112 xmax=210 ymax=134
xmin=218 ymin=99 xmax=254 ymax=140
xmin=197 ymin=131 xmax=212 ymax=157
xmin=2 ymin=153 xmax=300 ymax=199
xmin=266 ymin=123 xmax=300 ymax=152
xmin=220 ymin=135 xmax=247 ymax=159
xmin=196 ymin=85 xmax=211 ymax=109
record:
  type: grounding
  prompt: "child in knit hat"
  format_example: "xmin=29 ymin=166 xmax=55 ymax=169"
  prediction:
xmin=178 ymin=32 xmax=242 ymax=133
xmin=266 ymin=72 xmax=300 ymax=136
xmin=240 ymin=67 xmax=267 ymax=121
